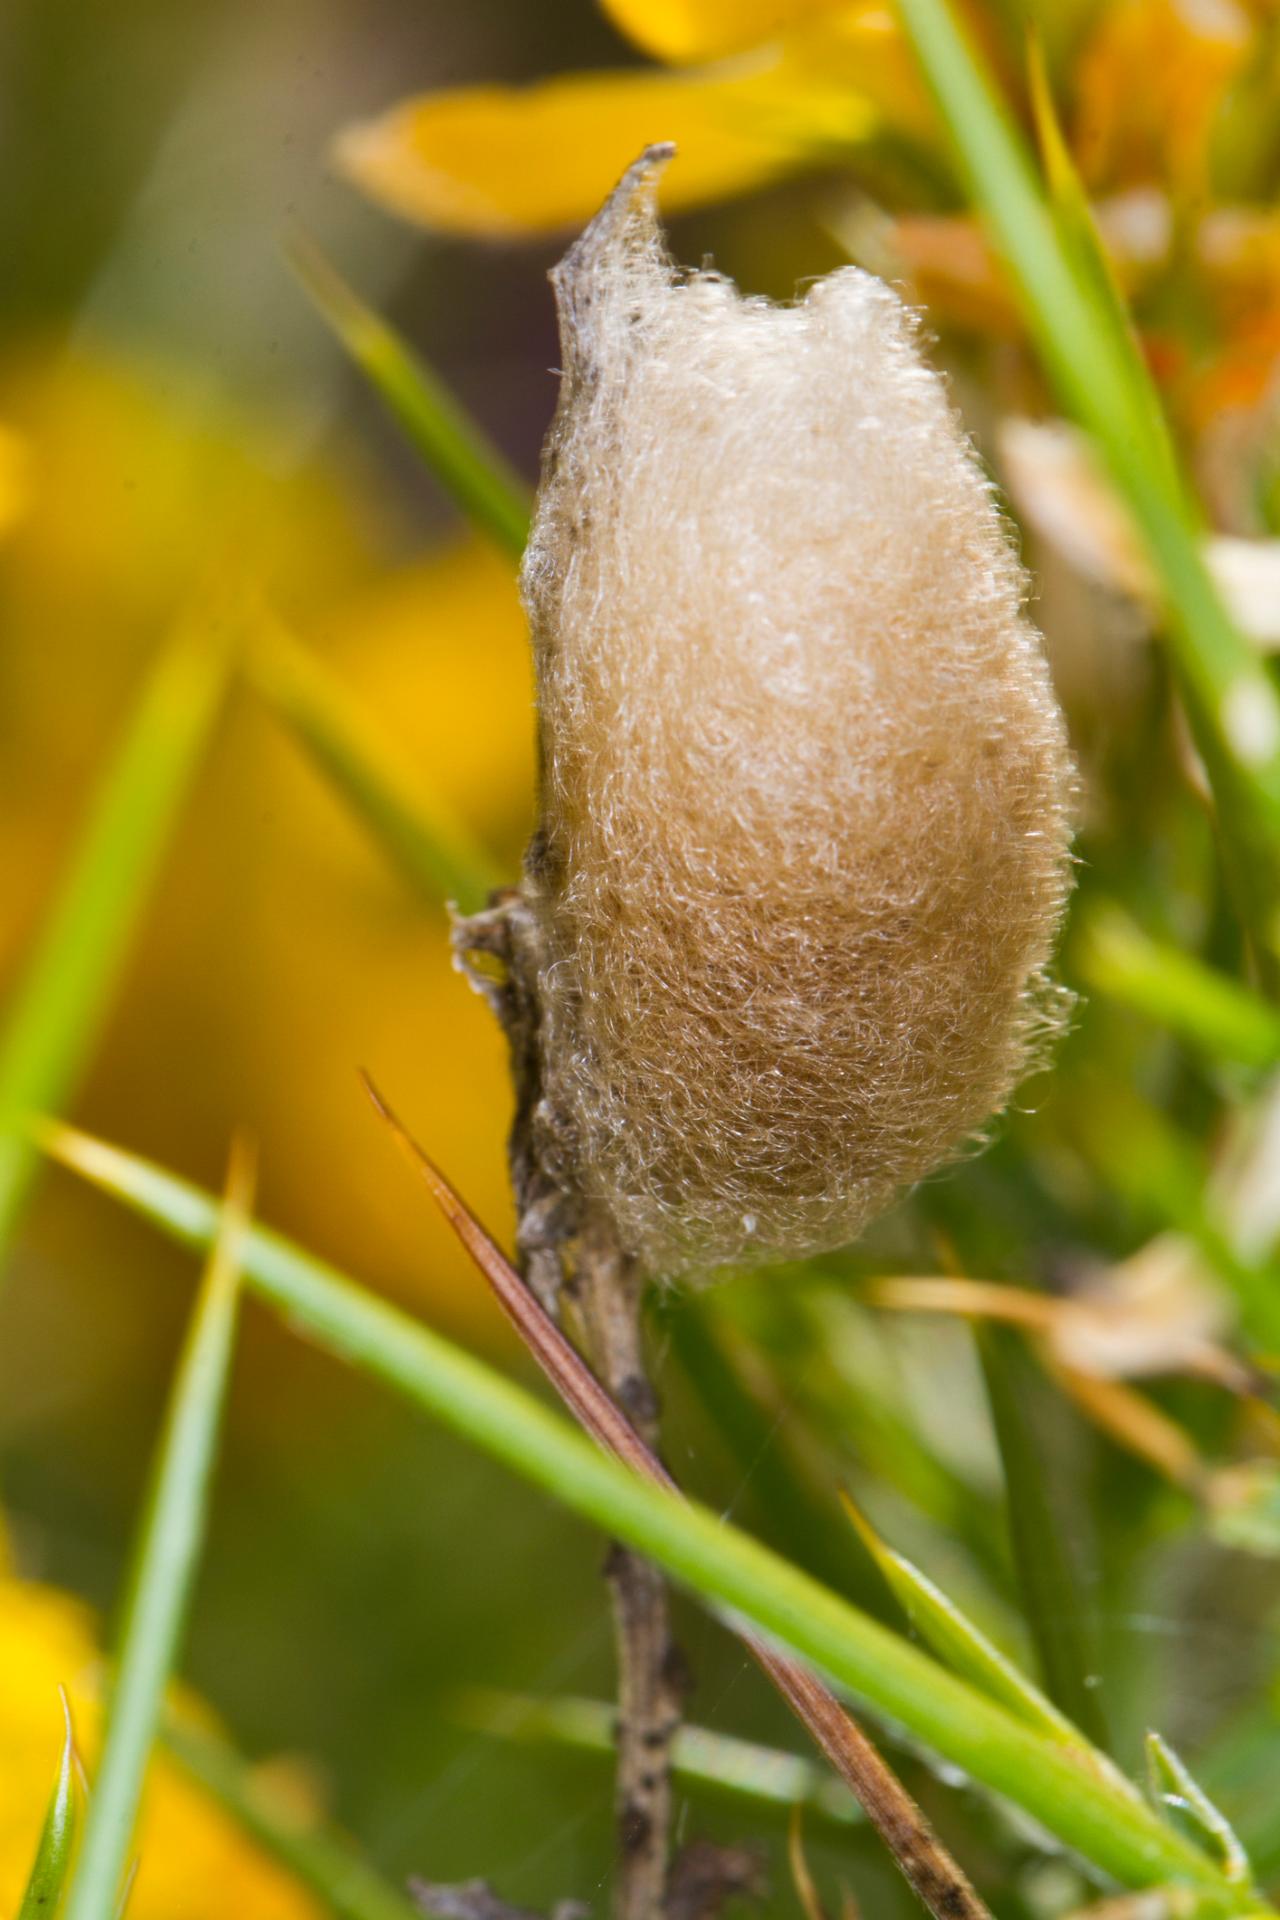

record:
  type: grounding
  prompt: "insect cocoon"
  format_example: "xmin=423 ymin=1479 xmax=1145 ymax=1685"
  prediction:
xmin=521 ymin=146 xmax=1074 ymax=1279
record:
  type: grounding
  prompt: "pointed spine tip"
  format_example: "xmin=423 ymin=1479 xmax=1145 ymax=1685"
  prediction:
xmin=547 ymin=144 xmax=678 ymax=386
xmin=553 ymin=142 xmax=676 ymax=287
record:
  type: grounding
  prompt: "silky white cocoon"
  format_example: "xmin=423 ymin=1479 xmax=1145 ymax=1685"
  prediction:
xmin=521 ymin=147 xmax=1074 ymax=1280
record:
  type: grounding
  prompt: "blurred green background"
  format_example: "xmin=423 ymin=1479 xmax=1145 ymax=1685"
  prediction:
xmin=4 ymin=0 xmax=1280 ymax=1915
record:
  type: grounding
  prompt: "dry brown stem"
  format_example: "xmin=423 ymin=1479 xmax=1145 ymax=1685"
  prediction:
xmin=448 ymin=897 xmax=688 ymax=1920
xmin=368 ymin=1039 xmax=995 ymax=1920
xmin=572 ymin=1213 xmax=688 ymax=1920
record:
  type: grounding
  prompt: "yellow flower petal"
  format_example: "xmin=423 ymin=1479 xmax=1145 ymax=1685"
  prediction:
xmin=0 ymin=425 xmax=28 ymax=537
xmin=234 ymin=539 xmax=535 ymax=1315
xmin=598 ymin=0 xmax=853 ymax=64
xmin=0 ymin=349 xmax=527 ymax=1350
xmin=333 ymin=53 xmax=878 ymax=238
xmin=0 ymin=1578 xmax=322 ymax=1920
xmin=1072 ymin=0 xmax=1253 ymax=199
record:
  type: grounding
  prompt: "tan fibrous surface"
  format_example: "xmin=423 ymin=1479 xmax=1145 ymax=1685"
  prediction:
xmin=520 ymin=147 xmax=1075 ymax=1280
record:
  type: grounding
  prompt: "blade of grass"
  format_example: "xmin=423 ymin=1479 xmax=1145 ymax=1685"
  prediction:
xmin=977 ymin=1325 xmax=1110 ymax=1754
xmin=1192 ymin=1708 xmax=1280 ymax=1885
xmin=893 ymin=0 xmax=1280 ymax=977
xmin=1146 ymin=1733 xmax=1255 ymax=1891
xmin=290 ymin=237 xmax=532 ymax=561
xmin=840 ymin=1493 xmax=1105 ymax=1763
xmin=0 ymin=621 xmax=228 ymax=1275
xmin=1075 ymin=906 xmax=1280 ymax=1071
xmin=19 ymin=1690 xmax=82 ymax=1920
xmin=245 ymin=610 xmax=502 ymax=913
xmin=63 ymin=1140 xmax=253 ymax=1920
xmin=38 ymin=1120 xmax=1255 ymax=1908
xmin=451 ymin=1688 xmax=863 ymax=1830
xmin=112 ymin=1861 xmax=138 ymax=1919
xmin=1023 ymin=30 xmax=1177 ymax=495
xmin=162 ymin=1720 xmax=423 ymax=1920
xmin=362 ymin=1077 xmax=995 ymax=1920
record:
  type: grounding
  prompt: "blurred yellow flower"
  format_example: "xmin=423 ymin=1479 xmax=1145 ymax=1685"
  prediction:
xmin=1072 ymin=0 xmax=1253 ymax=201
xmin=0 ymin=347 xmax=533 ymax=1371
xmin=333 ymin=0 xmax=1280 ymax=499
xmin=599 ymin=0 xmax=851 ymax=62
xmin=231 ymin=538 xmax=534 ymax=1306
xmin=0 ymin=1577 xmax=320 ymax=1920
xmin=0 ymin=424 xmax=29 ymax=538
xmin=838 ymin=0 xmax=1279 ymax=475
xmin=333 ymin=1 xmax=926 ymax=236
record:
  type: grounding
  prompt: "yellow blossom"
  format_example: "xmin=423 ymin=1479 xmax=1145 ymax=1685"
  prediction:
xmin=1071 ymin=0 xmax=1253 ymax=201
xmin=0 ymin=1577 xmax=321 ymax=1920
xmin=0 ymin=348 xmax=532 ymax=1351
xmin=598 ymin=0 xmax=852 ymax=63
xmin=332 ymin=0 xmax=1280 ymax=480
xmin=333 ymin=2 xmax=924 ymax=236
xmin=0 ymin=424 xmax=29 ymax=537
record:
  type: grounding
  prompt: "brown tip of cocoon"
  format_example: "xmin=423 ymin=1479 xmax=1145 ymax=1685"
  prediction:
xmin=557 ymin=143 xmax=675 ymax=269
xmin=523 ymin=152 xmax=1076 ymax=1282
xmin=550 ymin=143 xmax=677 ymax=390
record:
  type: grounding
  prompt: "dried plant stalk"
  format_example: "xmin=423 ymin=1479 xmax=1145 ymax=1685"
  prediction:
xmin=452 ymin=903 xmax=689 ymax=1919
xmin=369 ymin=1079 xmax=995 ymax=1920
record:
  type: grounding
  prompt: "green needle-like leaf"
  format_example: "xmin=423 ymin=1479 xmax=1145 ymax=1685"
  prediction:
xmin=893 ymin=0 xmax=1280 ymax=978
xmin=0 ymin=621 xmax=228 ymax=1278
xmin=841 ymin=1493 xmax=1114 ymax=1771
xmin=1024 ymin=32 xmax=1177 ymax=496
xmin=454 ymin=1689 xmax=863 ymax=1828
xmin=1147 ymin=1732 xmax=1256 ymax=1891
xmin=62 ymin=1143 xmax=252 ymax=1920
xmin=246 ymin=612 xmax=502 ymax=913
xmin=19 ymin=1690 xmax=81 ymax=1920
xmin=291 ymin=238 xmax=532 ymax=561
xmin=1075 ymin=905 xmax=1280 ymax=1071
xmin=40 ymin=1121 xmax=1259 ymax=1909
xmin=112 ymin=1862 xmax=138 ymax=1920
xmin=978 ymin=1326 xmax=1111 ymax=1753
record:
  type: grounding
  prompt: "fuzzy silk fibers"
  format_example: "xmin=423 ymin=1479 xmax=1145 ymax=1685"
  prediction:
xmin=520 ymin=147 xmax=1074 ymax=1279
